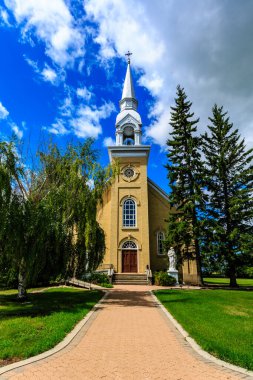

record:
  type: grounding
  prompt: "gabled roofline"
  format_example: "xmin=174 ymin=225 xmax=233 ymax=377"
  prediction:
xmin=148 ymin=177 xmax=170 ymax=202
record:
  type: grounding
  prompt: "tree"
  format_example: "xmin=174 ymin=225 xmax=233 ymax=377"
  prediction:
xmin=202 ymin=105 xmax=253 ymax=287
xmin=0 ymin=138 xmax=109 ymax=299
xmin=165 ymin=85 xmax=204 ymax=285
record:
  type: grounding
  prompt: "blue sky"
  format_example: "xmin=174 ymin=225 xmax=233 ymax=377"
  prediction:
xmin=1 ymin=0 xmax=253 ymax=192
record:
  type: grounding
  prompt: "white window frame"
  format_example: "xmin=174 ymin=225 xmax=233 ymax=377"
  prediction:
xmin=123 ymin=198 xmax=137 ymax=228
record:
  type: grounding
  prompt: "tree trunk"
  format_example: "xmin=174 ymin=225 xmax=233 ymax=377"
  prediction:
xmin=17 ymin=257 xmax=27 ymax=300
xmin=194 ymin=238 xmax=203 ymax=286
xmin=228 ymin=262 xmax=238 ymax=287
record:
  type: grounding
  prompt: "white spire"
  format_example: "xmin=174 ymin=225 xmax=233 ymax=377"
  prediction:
xmin=121 ymin=62 xmax=136 ymax=100
xmin=119 ymin=58 xmax=138 ymax=112
xmin=115 ymin=55 xmax=142 ymax=146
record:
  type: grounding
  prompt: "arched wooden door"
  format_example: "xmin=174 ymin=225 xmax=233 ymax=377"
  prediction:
xmin=122 ymin=241 xmax=137 ymax=273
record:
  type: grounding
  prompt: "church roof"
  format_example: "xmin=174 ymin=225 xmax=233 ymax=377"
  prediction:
xmin=148 ymin=178 xmax=169 ymax=201
xmin=121 ymin=62 xmax=136 ymax=100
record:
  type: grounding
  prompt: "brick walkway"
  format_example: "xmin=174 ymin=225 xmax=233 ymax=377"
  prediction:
xmin=1 ymin=285 xmax=251 ymax=380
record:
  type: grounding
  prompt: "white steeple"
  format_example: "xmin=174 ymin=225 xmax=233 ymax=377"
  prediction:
xmin=115 ymin=53 xmax=142 ymax=146
xmin=120 ymin=61 xmax=137 ymax=110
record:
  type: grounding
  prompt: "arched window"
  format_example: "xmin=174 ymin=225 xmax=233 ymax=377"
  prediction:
xmin=122 ymin=241 xmax=137 ymax=249
xmin=123 ymin=126 xmax=135 ymax=145
xmin=157 ymin=231 xmax=165 ymax=255
xmin=123 ymin=198 xmax=136 ymax=227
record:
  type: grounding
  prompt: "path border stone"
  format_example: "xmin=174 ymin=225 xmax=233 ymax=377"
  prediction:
xmin=0 ymin=291 xmax=108 ymax=377
xmin=151 ymin=291 xmax=253 ymax=379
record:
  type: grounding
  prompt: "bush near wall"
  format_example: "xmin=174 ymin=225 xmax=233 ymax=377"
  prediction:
xmin=154 ymin=271 xmax=176 ymax=286
xmin=89 ymin=272 xmax=110 ymax=285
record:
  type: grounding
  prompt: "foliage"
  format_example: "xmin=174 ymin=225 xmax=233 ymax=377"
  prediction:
xmin=155 ymin=289 xmax=253 ymax=370
xmin=201 ymin=105 xmax=253 ymax=287
xmin=0 ymin=287 xmax=102 ymax=362
xmin=100 ymin=283 xmax=113 ymax=288
xmin=154 ymin=271 xmax=176 ymax=286
xmin=235 ymin=266 xmax=253 ymax=279
xmin=165 ymin=85 xmax=204 ymax=284
xmin=0 ymin=138 xmax=111 ymax=297
xmin=89 ymin=272 xmax=110 ymax=285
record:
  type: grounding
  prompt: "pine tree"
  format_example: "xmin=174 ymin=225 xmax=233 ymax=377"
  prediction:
xmin=165 ymin=85 xmax=204 ymax=285
xmin=202 ymin=105 xmax=253 ymax=287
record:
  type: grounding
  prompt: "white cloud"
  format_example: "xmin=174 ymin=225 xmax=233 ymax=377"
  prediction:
xmin=4 ymin=0 xmax=84 ymax=67
xmin=24 ymin=56 xmax=38 ymax=71
xmin=83 ymin=0 xmax=168 ymax=146
xmin=71 ymin=102 xmax=115 ymax=139
xmin=46 ymin=119 xmax=69 ymax=135
xmin=103 ymin=136 xmax=115 ymax=147
xmin=0 ymin=101 xmax=23 ymax=139
xmin=46 ymin=87 xmax=115 ymax=139
xmin=59 ymin=94 xmax=74 ymax=117
xmin=0 ymin=101 xmax=9 ymax=119
xmin=76 ymin=87 xmax=92 ymax=102
xmin=11 ymin=122 xmax=23 ymax=139
xmin=138 ymin=72 xmax=164 ymax=97
xmin=84 ymin=0 xmax=253 ymax=149
xmin=41 ymin=65 xmax=57 ymax=84
xmin=144 ymin=109 xmax=171 ymax=147
xmin=0 ymin=6 xmax=11 ymax=26
xmin=24 ymin=56 xmax=64 ymax=85
xmin=85 ymin=0 xmax=164 ymax=66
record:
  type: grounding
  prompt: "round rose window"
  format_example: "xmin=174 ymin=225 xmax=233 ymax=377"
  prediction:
xmin=124 ymin=168 xmax=134 ymax=178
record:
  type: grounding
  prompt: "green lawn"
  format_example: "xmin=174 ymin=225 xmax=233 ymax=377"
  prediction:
xmin=0 ymin=287 xmax=103 ymax=365
xmin=155 ymin=289 xmax=253 ymax=370
xmin=204 ymin=277 xmax=253 ymax=286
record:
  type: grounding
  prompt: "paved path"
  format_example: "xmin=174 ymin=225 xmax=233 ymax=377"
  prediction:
xmin=1 ymin=285 xmax=251 ymax=380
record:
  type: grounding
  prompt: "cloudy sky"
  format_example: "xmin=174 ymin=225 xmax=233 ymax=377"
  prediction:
xmin=0 ymin=0 xmax=253 ymax=191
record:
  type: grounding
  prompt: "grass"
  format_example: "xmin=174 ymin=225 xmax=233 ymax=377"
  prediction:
xmin=0 ymin=286 xmax=103 ymax=364
xmin=204 ymin=277 xmax=253 ymax=286
xmin=155 ymin=289 xmax=253 ymax=370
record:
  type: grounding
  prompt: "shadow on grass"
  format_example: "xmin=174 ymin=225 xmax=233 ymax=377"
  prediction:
xmin=203 ymin=285 xmax=253 ymax=292
xmin=0 ymin=289 xmax=103 ymax=320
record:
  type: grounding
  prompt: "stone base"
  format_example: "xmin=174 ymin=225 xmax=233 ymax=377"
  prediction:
xmin=167 ymin=270 xmax=179 ymax=285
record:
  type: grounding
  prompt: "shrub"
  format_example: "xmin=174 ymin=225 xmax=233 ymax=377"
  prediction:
xmin=154 ymin=271 xmax=177 ymax=286
xmin=236 ymin=266 xmax=253 ymax=279
xmin=89 ymin=272 xmax=110 ymax=285
xmin=100 ymin=283 xmax=113 ymax=288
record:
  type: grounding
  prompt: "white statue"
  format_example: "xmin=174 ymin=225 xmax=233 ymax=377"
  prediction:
xmin=167 ymin=247 xmax=176 ymax=271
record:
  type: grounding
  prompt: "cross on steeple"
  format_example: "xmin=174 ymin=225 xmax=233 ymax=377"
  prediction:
xmin=125 ymin=51 xmax=132 ymax=64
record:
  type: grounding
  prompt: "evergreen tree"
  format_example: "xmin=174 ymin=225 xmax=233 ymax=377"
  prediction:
xmin=202 ymin=105 xmax=253 ymax=287
xmin=165 ymin=85 xmax=204 ymax=285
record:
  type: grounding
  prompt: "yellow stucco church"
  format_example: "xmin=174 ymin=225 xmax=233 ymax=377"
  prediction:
xmin=97 ymin=58 xmax=198 ymax=285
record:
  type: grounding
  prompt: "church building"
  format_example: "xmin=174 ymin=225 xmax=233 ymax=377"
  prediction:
xmin=97 ymin=58 xmax=198 ymax=285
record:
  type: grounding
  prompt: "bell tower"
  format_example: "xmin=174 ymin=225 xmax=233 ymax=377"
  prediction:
xmin=115 ymin=53 xmax=142 ymax=146
xmin=106 ymin=54 xmax=151 ymax=273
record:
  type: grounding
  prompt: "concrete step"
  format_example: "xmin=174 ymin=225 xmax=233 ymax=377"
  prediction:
xmin=113 ymin=273 xmax=148 ymax=285
xmin=114 ymin=282 xmax=148 ymax=285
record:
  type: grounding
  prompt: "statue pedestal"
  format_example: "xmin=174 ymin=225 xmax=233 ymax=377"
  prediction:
xmin=167 ymin=269 xmax=179 ymax=285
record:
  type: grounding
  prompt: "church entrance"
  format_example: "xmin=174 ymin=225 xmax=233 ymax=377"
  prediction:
xmin=121 ymin=241 xmax=137 ymax=273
